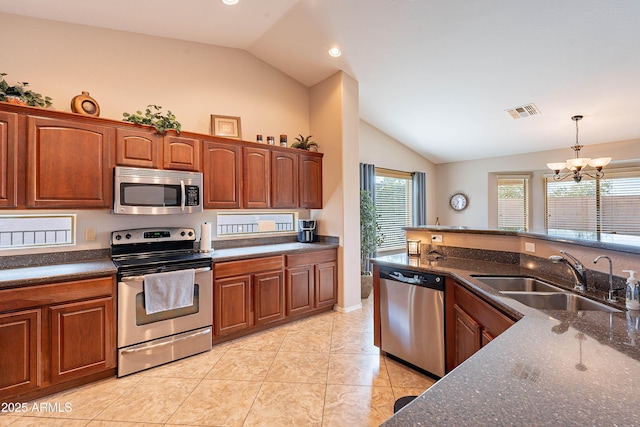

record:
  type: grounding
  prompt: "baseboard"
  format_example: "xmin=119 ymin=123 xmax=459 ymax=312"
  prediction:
xmin=334 ymin=302 xmax=363 ymax=313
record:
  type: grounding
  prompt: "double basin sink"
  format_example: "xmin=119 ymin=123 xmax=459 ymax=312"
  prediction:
xmin=472 ymin=276 xmax=621 ymax=313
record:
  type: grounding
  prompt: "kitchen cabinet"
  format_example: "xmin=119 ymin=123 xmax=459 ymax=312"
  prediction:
xmin=26 ymin=115 xmax=114 ymax=208
xmin=243 ymin=146 xmax=270 ymax=208
xmin=271 ymin=150 xmax=298 ymax=208
xmin=202 ymin=140 xmax=242 ymax=209
xmin=285 ymin=249 xmax=338 ymax=316
xmin=116 ymin=127 xmax=200 ymax=171
xmin=445 ymin=278 xmax=516 ymax=372
xmin=0 ymin=111 xmax=18 ymax=208
xmin=0 ymin=276 xmax=116 ymax=402
xmin=214 ymin=256 xmax=284 ymax=337
xmin=298 ymin=153 xmax=323 ymax=209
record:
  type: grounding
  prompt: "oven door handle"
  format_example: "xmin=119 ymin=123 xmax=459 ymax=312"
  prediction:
xmin=120 ymin=327 xmax=212 ymax=354
xmin=120 ymin=266 xmax=211 ymax=282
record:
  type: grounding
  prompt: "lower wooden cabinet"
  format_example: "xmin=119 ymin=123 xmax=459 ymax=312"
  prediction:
xmin=445 ymin=278 xmax=516 ymax=372
xmin=0 ymin=276 xmax=116 ymax=402
xmin=213 ymin=248 xmax=338 ymax=341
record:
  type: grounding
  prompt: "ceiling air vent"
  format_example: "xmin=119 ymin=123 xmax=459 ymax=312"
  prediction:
xmin=506 ymin=103 xmax=540 ymax=119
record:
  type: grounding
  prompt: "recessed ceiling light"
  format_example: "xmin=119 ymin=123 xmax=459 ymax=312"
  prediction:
xmin=222 ymin=0 xmax=239 ymax=5
xmin=328 ymin=47 xmax=342 ymax=58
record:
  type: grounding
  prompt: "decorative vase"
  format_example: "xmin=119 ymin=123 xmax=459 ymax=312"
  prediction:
xmin=361 ymin=274 xmax=373 ymax=299
xmin=71 ymin=91 xmax=100 ymax=117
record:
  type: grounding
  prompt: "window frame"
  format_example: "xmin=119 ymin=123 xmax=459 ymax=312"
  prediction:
xmin=497 ymin=174 xmax=530 ymax=232
xmin=0 ymin=214 xmax=76 ymax=250
xmin=374 ymin=168 xmax=414 ymax=253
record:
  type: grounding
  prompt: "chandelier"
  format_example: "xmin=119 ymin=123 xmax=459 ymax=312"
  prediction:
xmin=546 ymin=115 xmax=611 ymax=183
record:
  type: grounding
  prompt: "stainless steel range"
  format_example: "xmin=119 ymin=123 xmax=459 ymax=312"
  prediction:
xmin=111 ymin=227 xmax=212 ymax=377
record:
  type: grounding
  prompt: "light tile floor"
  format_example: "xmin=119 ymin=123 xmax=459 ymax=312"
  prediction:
xmin=0 ymin=296 xmax=436 ymax=427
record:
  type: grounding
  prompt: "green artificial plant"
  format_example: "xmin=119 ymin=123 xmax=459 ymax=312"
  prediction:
xmin=123 ymin=104 xmax=182 ymax=134
xmin=360 ymin=189 xmax=384 ymax=273
xmin=291 ymin=134 xmax=319 ymax=151
xmin=0 ymin=73 xmax=52 ymax=107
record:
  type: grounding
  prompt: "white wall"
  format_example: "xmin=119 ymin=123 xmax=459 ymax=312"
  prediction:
xmin=435 ymin=138 xmax=640 ymax=229
xmin=359 ymin=120 xmax=437 ymax=222
xmin=0 ymin=13 xmax=313 ymax=254
xmin=0 ymin=13 xmax=309 ymax=139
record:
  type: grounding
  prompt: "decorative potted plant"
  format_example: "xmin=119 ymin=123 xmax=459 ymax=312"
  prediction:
xmin=291 ymin=134 xmax=318 ymax=151
xmin=360 ymin=189 xmax=384 ymax=299
xmin=0 ymin=73 xmax=52 ymax=107
xmin=123 ymin=104 xmax=182 ymax=134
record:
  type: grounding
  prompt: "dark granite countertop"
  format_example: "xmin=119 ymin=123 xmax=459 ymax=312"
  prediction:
xmin=0 ymin=242 xmax=338 ymax=290
xmin=374 ymin=254 xmax=640 ymax=426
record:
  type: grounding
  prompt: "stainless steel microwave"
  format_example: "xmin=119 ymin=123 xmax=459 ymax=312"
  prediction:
xmin=114 ymin=167 xmax=203 ymax=215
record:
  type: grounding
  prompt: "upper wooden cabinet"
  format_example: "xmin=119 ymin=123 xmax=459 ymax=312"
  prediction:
xmin=116 ymin=127 xmax=200 ymax=171
xmin=163 ymin=134 xmax=201 ymax=171
xmin=271 ymin=150 xmax=299 ymax=208
xmin=0 ymin=111 xmax=18 ymax=208
xmin=299 ymin=153 xmax=323 ymax=209
xmin=115 ymin=127 xmax=162 ymax=169
xmin=243 ymin=146 xmax=270 ymax=208
xmin=26 ymin=116 xmax=114 ymax=208
xmin=202 ymin=140 xmax=242 ymax=209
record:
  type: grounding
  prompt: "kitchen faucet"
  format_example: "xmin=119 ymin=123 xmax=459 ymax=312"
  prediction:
xmin=549 ymin=250 xmax=587 ymax=291
xmin=593 ymin=255 xmax=622 ymax=303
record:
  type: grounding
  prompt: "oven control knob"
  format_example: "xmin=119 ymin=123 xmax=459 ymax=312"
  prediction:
xmin=180 ymin=231 xmax=186 ymax=236
xmin=188 ymin=231 xmax=193 ymax=237
xmin=125 ymin=233 xmax=132 ymax=239
xmin=114 ymin=234 xmax=122 ymax=241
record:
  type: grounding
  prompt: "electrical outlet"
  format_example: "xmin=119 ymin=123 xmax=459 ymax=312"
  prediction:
xmin=85 ymin=228 xmax=97 ymax=241
xmin=432 ymin=234 xmax=443 ymax=243
xmin=525 ymin=242 xmax=536 ymax=253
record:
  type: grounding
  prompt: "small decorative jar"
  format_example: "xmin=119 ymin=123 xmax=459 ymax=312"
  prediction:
xmin=279 ymin=134 xmax=287 ymax=147
xmin=267 ymin=136 xmax=275 ymax=145
xmin=256 ymin=134 xmax=263 ymax=144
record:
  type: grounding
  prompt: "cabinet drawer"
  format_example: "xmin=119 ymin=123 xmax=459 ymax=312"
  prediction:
xmin=0 ymin=276 xmax=115 ymax=313
xmin=286 ymin=249 xmax=336 ymax=267
xmin=215 ymin=256 xmax=283 ymax=279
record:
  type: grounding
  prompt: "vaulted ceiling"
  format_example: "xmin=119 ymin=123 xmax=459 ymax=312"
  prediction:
xmin=2 ymin=0 xmax=639 ymax=164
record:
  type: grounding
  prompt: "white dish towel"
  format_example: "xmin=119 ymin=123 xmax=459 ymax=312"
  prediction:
xmin=143 ymin=269 xmax=195 ymax=314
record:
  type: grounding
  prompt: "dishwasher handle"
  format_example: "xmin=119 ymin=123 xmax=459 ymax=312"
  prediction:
xmin=379 ymin=267 xmax=444 ymax=291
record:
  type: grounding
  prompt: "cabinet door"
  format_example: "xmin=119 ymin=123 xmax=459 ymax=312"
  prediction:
xmin=26 ymin=116 xmax=114 ymax=208
xmin=49 ymin=297 xmax=115 ymax=384
xmin=254 ymin=271 xmax=285 ymax=325
xmin=453 ymin=304 xmax=482 ymax=368
xmin=163 ymin=134 xmax=201 ymax=171
xmin=0 ymin=111 xmax=18 ymax=208
xmin=116 ymin=127 xmax=162 ymax=168
xmin=214 ymin=275 xmax=251 ymax=336
xmin=243 ymin=147 xmax=270 ymax=208
xmin=0 ymin=309 xmax=40 ymax=399
xmin=315 ymin=261 xmax=337 ymax=308
xmin=286 ymin=265 xmax=315 ymax=316
xmin=271 ymin=150 xmax=298 ymax=208
xmin=202 ymin=141 xmax=242 ymax=209
xmin=298 ymin=153 xmax=322 ymax=209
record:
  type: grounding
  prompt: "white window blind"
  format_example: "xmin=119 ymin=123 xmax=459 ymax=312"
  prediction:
xmin=375 ymin=169 xmax=413 ymax=252
xmin=497 ymin=176 xmax=529 ymax=231
xmin=545 ymin=169 xmax=640 ymax=238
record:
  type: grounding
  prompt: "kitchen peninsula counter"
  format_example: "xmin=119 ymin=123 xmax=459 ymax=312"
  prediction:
xmin=375 ymin=253 xmax=640 ymax=426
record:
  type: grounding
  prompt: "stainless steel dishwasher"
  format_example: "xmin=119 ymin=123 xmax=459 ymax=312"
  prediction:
xmin=379 ymin=266 xmax=445 ymax=377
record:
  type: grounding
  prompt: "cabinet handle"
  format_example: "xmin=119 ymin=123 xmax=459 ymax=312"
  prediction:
xmin=121 ymin=328 xmax=211 ymax=354
xmin=120 ymin=266 xmax=211 ymax=282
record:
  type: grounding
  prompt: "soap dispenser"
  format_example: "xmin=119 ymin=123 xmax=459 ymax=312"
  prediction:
xmin=623 ymin=270 xmax=640 ymax=310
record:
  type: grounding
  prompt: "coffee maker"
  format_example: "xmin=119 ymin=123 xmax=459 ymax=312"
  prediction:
xmin=297 ymin=219 xmax=317 ymax=243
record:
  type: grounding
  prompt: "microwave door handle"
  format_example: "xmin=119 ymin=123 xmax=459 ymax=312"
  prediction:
xmin=180 ymin=180 xmax=186 ymax=212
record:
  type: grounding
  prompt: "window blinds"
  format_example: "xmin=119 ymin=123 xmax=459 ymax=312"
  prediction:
xmin=545 ymin=169 xmax=640 ymax=237
xmin=375 ymin=169 xmax=413 ymax=251
xmin=497 ymin=176 xmax=529 ymax=231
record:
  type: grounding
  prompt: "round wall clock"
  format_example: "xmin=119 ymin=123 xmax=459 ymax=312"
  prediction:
xmin=450 ymin=193 xmax=469 ymax=211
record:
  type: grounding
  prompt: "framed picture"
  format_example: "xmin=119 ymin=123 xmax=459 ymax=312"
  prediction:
xmin=211 ymin=115 xmax=242 ymax=139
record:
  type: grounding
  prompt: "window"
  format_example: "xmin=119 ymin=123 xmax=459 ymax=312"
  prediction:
xmin=0 ymin=215 xmax=75 ymax=249
xmin=545 ymin=169 xmax=640 ymax=239
xmin=375 ymin=168 xmax=413 ymax=252
xmin=217 ymin=212 xmax=297 ymax=237
xmin=497 ymin=176 xmax=529 ymax=231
